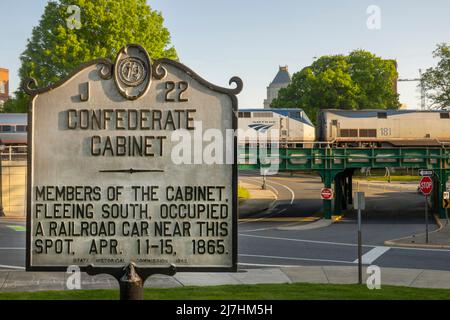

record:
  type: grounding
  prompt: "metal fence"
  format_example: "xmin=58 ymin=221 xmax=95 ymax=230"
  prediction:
xmin=1 ymin=145 xmax=28 ymax=162
xmin=1 ymin=146 xmax=27 ymax=217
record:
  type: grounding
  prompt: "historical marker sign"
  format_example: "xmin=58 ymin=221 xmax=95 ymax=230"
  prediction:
xmin=25 ymin=44 xmax=242 ymax=272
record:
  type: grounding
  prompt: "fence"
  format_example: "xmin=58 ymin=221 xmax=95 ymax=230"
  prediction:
xmin=1 ymin=146 xmax=27 ymax=218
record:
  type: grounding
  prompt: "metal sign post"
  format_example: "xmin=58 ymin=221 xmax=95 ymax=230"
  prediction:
xmin=419 ymin=176 xmax=433 ymax=244
xmin=354 ymin=192 xmax=365 ymax=285
xmin=443 ymin=191 xmax=449 ymax=223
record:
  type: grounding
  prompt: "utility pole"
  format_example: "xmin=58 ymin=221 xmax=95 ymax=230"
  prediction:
xmin=398 ymin=69 xmax=426 ymax=110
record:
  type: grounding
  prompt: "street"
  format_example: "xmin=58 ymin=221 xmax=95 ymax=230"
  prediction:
xmin=1 ymin=173 xmax=450 ymax=272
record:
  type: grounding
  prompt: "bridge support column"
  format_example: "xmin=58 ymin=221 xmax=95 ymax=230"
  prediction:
xmin=334 ymin=173 xmax=344 ymax=215
xmin=317 ymin=169 xmax=343 ymax=220
xmin=347 ymin=173 xmax=353 ymax=206
xmin=435 ymin=170 xmax=449 ymax=219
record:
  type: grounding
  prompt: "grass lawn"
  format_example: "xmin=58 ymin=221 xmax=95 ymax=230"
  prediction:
xmin=238 ymin=185 xmax=250 ymax=204
xmin=0 ymin=283 xmax=449 ymax=300
xmin=354 ymin=175 xmax=420 ymax=182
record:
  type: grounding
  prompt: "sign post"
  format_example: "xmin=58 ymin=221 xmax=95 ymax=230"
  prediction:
xmin=354 ymin=192 xmax=365 ymax=285
xmin=24 ymin=44 xmax=242 ymax=299
xmin=443 ymin=191 xmax=450 ymax=222
xmin=419 ymin=176 xmax=433 ymax=244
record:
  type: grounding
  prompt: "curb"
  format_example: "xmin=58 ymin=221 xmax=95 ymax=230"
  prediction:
xmin=0 ymin=217 xmax=26 ymax=222
xmin=277 ymin=218 xmax=334 ymax=231
xmin=384 ymin=214 xmax=450 ymax=249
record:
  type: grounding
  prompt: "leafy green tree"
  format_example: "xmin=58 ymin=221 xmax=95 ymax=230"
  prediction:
xmin=271 ymin=50 xmax=399 ymax=123
xmin=421 ymin=43 xmax=450 ymax=109
xmin=4 ymin=0 xmax=177 ymax=113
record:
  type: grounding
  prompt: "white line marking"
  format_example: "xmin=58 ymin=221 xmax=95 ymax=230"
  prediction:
xmin=0 ymin=247 xmax=25 ymax=250
xmin=353 ymin=246 xmax=390 ymax=264
xmin=239 ymin=254 xmax=354 ymax=265
xmin=238 ymin=262 xmax=309 ymax=268
xmin=239 ymin=233 xmax=450 ymax=253
xmin=0 ymin=264 xmax=25 ymax=270
xmin=265 ymin=179 xmax=295 ymax=205
xmin=241 ymin=177 xmax=279 ymax=196
xmin=240 ymin=233 xmax=362 ymax=248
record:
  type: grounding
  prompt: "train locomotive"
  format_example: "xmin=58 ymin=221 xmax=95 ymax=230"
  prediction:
xmin=0 ymin=113 xmax=27 ymax=146
xmin=237 ymin=109 xmax=316 ymax=148
xmin=2 ymin=108 xmax=450 ymax=149
xmin=317 ymin=109 xmax=450 ymax=148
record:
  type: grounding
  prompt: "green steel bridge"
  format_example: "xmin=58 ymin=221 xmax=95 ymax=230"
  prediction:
xmin=238 ymin=146 xmax=450 ymax=219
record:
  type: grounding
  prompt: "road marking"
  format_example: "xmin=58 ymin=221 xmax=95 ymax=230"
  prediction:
xmin=239 ymin=233 xmax=450 ymax=253
xmin=265 ymin=179 xmax=295 ymax=205
xmin=239 ymin=262 xmax=314 ymax=268
xmin=353 ymin=246 xmax=390 ymax=264
xmin=239 ymin=217 xmax=319 ymax=223
xmin=241 ymin=177 xmax=279 ymax=196
xmin=239 ymin=254 xmax=354 ymax=265
xmin=0 ymin=264 xmax=25 ymax=270
xmin=7 ymin=225 xmax=26 ymax=232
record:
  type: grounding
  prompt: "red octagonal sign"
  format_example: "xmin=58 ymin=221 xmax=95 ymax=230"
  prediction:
xmin=321 ymin=188 xmax=334 ymax=200
xmin=419 ymin=176 xmax=433 ymax=196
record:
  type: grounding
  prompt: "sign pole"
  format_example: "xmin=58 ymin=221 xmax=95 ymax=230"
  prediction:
xmin=354 ymin=192 xmax=365 ymax=285
xmin=358 ymin=207 xmax=362 ymax=285
xmin=425 ymin=195 xmax=429 ymax=244
xmin=419 ymin=175 xmax=433 ymax=244
xmin=119 ymin=263 xmax=144 ymax=300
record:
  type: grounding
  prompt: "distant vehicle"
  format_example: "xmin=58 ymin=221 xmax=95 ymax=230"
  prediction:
xmin=237 ymin=108 xmax=316 ymax=148
xmin=0 ymin=113 xmax=27 ymax=146
xmin=317 ymin=109 xmax=450 ymax=148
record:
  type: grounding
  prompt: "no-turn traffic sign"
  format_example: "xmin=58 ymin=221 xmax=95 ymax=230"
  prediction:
xmin=419 ymin=176 xmax=433 ymax=196
xmin=321 ymin=188 xmax=334 ymax=200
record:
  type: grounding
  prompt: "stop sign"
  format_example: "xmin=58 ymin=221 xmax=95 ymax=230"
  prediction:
xmin=321 ymin=188 xmax=334 ymax=200
xmin=419 ymin=176 xmax=433 ymax=196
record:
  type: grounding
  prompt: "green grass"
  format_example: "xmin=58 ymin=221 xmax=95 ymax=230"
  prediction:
xmin=238 ymin=185 xmax=250 ymax=202
xmin=355 ymin=175 xmax=420 ymax=182
xmin=0 ymin=283 xmax=449 ymax=300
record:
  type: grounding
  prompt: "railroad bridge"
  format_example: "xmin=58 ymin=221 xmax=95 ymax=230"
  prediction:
xmin=238 ymin=147 xmax=450 ymax=219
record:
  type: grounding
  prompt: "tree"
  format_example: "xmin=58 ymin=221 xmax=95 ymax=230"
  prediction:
xmin=271 ymin=50 xmax=399 ymax=124
xmin=4 ymin=0 xmax=177 ymax=113
xmin=421 ymin=43 xmax=450 ymax=109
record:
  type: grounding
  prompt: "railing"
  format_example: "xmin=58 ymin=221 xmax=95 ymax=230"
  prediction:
xmin=0 ymin=145 xmax=28 ymax=162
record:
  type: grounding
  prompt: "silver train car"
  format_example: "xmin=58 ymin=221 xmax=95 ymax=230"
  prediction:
xmin=317 ymin=109 xmax=450 ymax=147
xmin=238 ymin=108 xmax=316 ymax=148
xmin=0 ymin=113 xmax=28 ymax=145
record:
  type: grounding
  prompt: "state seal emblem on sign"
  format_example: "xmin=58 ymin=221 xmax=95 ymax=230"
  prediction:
xmin=114 ymin=44 xmax=152 ymax=100
xmin=118 ymin=57 xmax=147 ymax=87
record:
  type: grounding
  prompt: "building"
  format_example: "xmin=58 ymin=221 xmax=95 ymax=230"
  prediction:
xmin=263 ymin=66 xmax=291 ymax=109
xmin=0 ymin=68 xmax=9 ymax=109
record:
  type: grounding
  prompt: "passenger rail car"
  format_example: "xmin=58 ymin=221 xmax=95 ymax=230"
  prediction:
xmin=237 ymin=109 xmax=316 ymax=148
xmin=0 ymin=113 xmax=28 ymax=146
xmin=317 ymin=109 xmax=450 ymax=148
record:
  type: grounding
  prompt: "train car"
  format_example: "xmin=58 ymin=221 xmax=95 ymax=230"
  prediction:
xmin=317 ymin=109 xmax=450 ymax=147
xmin=238 ymin=108 xmax=316 ymax=148
xmin=0 ymin=113 xmax=28 ymax=146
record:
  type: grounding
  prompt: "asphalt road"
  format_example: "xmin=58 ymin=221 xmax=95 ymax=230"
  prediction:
xmin=238 ymin=172 xmax=450 ymax=271
xmin=1 ymin=173 xmax=450 ymax=272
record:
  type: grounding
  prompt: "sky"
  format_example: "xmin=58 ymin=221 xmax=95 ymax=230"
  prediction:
xmin=1 ymin=0 xmax=449 ymax=109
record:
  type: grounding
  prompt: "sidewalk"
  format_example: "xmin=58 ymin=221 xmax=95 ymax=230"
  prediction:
xmin=238 ymin=181 xmax=276 ymax=217
xmin=386 ymin=217 xmax=450 ymax=249
xmin=353 ymin=179 xmax=418 ymax=192
xmin=1 ymin=266 xmax=450 ymax=292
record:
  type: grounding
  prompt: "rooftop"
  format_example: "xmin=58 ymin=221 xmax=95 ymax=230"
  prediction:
xmin=271 ymin=66 xmax=291 ymax=85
